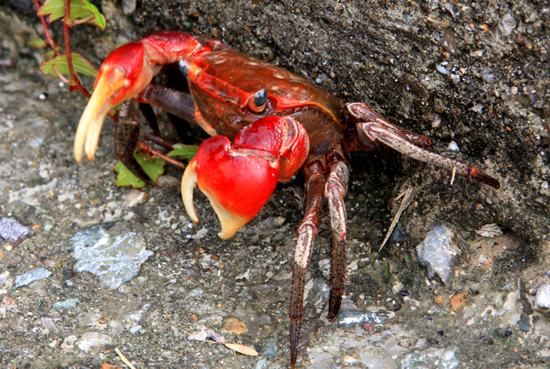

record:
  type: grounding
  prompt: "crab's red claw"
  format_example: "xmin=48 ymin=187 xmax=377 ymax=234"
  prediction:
xmin=182 ymin=116 xmax=309 ymax=239
xmin=182 ymin=136 xmax=279 ymax=239
xmin=74 ymin=31 xmax=204 ymax=164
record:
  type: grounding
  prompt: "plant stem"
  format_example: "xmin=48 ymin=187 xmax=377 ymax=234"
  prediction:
xmin=33 ymin=0 xmax=60 ymax=55
xmin=63 ymin=0 xmax=91 ymax=98
xmin=136 ymin=141 xmax=186 ymax=169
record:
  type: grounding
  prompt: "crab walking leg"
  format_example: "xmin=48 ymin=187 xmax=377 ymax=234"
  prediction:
xmin=290 ymin=156 xmax=327 ymax=369
xmin=348 ymin=103 xmax=501 ymax=190
xmin=114 ymin=100 xmax=154 ymax=184
xmin=182 ymin=116 xmax=309 ymax=239
xmin=347 ymin=102 xmax=433 ymax=148
xmin=361 ymin=121 xmax=501 ymax=189
xmin=138 ymin=103 xmax=162 ymax=138
xmin=113 ymin=85 xmax=197 ymax=183
xmin=137 ymin=84 xmax=196 ymax=123
xmin=324 ymin=146 xmax=350 ymax=320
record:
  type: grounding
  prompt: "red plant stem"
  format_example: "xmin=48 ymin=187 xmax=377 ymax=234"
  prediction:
xmin=63 ymin=0 xmax=91 ymax=99
xmin=33 ymin=0 xmax=59 ymax=55
xmin=136 ymin=141 xmax=186 ymax=169
xmin=63 ymin=0 xmax=77 ymax=89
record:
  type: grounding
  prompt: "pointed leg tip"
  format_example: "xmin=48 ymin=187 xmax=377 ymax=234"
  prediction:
xmin=471 ymin=169 xmax=500 ymax=190
xmin=482 ymin=176 xmax=501 ymax=190
xmin=290 ymin=353 xmax=297 ymax=369
xmin=290 ymin=318 xmax=301 ymax=369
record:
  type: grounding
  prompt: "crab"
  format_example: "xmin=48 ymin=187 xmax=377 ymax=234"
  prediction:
xmin=74 ymin=31 xmax=500 ymax=367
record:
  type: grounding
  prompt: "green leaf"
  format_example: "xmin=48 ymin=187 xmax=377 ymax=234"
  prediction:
xmin=38 ymin=0 xmax=106 ymax=30
xmin=114 ymin=151 xmax=166 ymax=188
xmin=40 ymin=53 xmax=98 ymax=84
xmin=114 ymin=162 xmax=146 ymax=188
xmin=167 ymin=144 xmax=198 ymax=161
xmin=38 ymin=0 xmax=66 ymax=22
xmin=28 ymin=38 xmax=47 ymax=49
xmin=80 ymin=0 xmax=106 ymax=29
xmin=43 ymin=50 xmax=56 ymax=58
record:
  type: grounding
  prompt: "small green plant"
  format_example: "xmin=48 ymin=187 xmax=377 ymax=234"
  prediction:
xmin=34 ymin=0 xmax=102 ymax=96
xmin=33 ymin=0 xmax=197 ymax=187
xmin=167 ymin=144 xmax=199 ymax=161
xmin=114 ymin=149 xmax=166 ymax=188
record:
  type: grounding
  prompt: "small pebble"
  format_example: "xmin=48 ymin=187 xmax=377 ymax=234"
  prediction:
xmin=41 ymin=317 xmax=56 ymax=332
xmin=475 ymin=223 xmax=503 ymax=238
xmin=222 ymin=317 xmax=248 ymax=334
xmin=480 ymin=69 xmax=495 ymax=83
xmin=363 ymin=322 xmax=374 ymax=332
xmin=337 ymin=310 xmax=388 ymax=326
xmin=450 ymin=291 xmax=468 ymax=310
xmin=415 ymin=225 xmax=459 ymax=286
xmin=122 ymin=0 xmax=136 ymax=14
xmin=470 ymin=104 xmax=484 ymax=113
xmin=75 ymin=332 xmax=113 ymax=352
xmin=124 ymin=189 xmax=151 ymax=207
xmin=13 ymin=268 xmax=51 ymax=289
xmin=0 ymin=217 xmax=34 ymax=247
xmin=129 ymin=325 xmax=142 ymax=334
xmin=436 ymin=64 xmax=451 ymax=75
xmin=499 ymin=14 xmax=517 ymax=36
xmin=53 ymin=298 xmax=79 ymax=310
xmin=1 ymin=295 xmax=17 ymax=308
xmin=535 ymin=284 xmax=550 ymax=309
xmin=448 ymin=141 xmax=460 ymax=151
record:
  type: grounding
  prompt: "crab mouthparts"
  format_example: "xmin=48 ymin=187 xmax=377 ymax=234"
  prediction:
xmin=74 ymin=66 xmax=127 ymax=164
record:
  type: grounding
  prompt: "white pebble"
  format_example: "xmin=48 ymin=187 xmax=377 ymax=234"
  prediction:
xmin=470 ymin=104 xmax=484 ymax=113
xmin=448 ymin=141 xmax=460 ymax=151
xmin=436 ymin=64 xmax=451 ymax=75
xmin=129 ymin=325 xmax=142 ymax=334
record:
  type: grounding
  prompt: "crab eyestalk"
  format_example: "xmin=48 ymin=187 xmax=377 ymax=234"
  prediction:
xmin=74 ymin=31 xmax=205 ymax=164
xmin=182 ymin=116 xmax=309 ymax=239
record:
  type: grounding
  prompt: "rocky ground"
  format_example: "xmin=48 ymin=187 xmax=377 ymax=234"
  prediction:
xmin=0 ymin=1 xmax=549 ymax=368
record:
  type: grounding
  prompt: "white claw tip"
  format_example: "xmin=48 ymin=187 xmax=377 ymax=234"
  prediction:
xmin=181 ymin=158 xmax=250 ymax=240
xmin=182 ymin=160 xmax=200 ymax=225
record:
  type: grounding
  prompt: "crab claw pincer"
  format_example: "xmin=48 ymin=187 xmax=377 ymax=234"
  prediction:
xmin=182 ymin=116 xmax=309 ymax=239
xmin=74 ymin=31 xmax=204 ymax=164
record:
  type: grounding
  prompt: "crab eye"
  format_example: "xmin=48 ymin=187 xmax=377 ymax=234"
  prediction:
xmin=249 ymin=89 xmax=268 ymax=113
xmin=179 ymin=59 xmax=188 ymax=77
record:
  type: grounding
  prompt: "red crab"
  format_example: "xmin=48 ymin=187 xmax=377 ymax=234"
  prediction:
xmin=74 ymin=31 xmax=500 ymax=367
